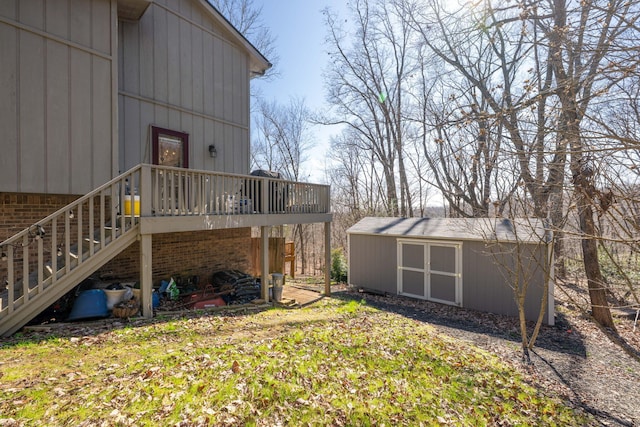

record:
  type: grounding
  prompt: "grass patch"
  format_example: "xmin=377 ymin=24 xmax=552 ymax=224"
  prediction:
xmin=1 ymin=297 xmax=590 ymax=425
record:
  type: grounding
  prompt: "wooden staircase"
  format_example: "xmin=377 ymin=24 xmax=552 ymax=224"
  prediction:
xmin=0 ymin=167 xmax=142 ymax=337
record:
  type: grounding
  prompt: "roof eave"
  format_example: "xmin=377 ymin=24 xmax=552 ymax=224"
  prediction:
xmin=198 ymin=0 xmax=272 ymax=76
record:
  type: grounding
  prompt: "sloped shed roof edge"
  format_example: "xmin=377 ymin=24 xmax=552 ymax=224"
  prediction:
xmin=347 ymin=217 xmax=551 ymax=244
xmin=199 ymin=0 xmax=272 ymax=75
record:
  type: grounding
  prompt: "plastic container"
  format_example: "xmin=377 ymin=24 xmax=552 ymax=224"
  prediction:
xmin=152 ymin=290 xmax=160 ymax=308
xmin=124 ymin=195 xmax=140 ymax=216
xmin=67 ymin=289 xmax=108 ymax=321
xmin=104 ymin=288 xmax=127 ymax=310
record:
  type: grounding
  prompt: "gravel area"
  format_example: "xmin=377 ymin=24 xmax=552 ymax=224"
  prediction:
xmin=336 ymin=287 xmax=640 ymax=427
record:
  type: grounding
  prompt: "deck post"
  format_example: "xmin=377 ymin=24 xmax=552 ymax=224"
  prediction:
xmin=324 ymin=221 xmax=331 ymax=296
xmin=139 ymin=164 xmax=152 ymax=217
xmin=261 ymin=226 xmax=270 ymax=302
xmin=140 ymin=233 xmax=153 ymax=318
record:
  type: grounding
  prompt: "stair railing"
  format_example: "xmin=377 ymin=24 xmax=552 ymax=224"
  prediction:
xmin=0 ymin=166 xmax=142 ymax=316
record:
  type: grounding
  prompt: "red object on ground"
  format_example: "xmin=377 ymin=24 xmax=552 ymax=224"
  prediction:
xmin=192 ymin=297 xmax=226 ymax=309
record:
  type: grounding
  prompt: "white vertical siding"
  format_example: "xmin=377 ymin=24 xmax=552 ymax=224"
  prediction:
xmin=19 ymin=31 xmax=46 ymax=193
xmin=0 ymin=0 xmax=117 ymax=194
xmin=45 ymin=40 xmax=70 ymax=194
xmin=93 ymin=56 xmax=113 ymax=183
xmin=69 ymin=49 xmax=92 ymax=189
xmin=118 ymin=0 xmax=251 ymax=175
xmin=0 ymin=23 xmax=18 ymax=187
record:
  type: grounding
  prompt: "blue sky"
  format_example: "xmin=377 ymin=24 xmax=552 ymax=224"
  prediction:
xmin=251 ymin=1 xmax=350 ymax=182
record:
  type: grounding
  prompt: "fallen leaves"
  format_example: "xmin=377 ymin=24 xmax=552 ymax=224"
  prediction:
xmin=0 ymin=298 xmax=591 ymax=426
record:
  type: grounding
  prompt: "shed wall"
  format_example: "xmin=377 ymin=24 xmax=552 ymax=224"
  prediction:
xmin=461 ymin=240 xmax=550 ymax=323
xmin=0 ymin=0 xmax=117 ymax=194
xmin=118 ymin=0 xmax=250 ymax=174
xmin=348 ymin=234 xmax=397 ymax=294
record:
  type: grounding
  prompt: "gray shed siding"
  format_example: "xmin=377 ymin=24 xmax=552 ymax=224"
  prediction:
xmin=461 ymin=240 xmax=550 ymax=323
xmin=348 ymin=218 xmax=553 ymax=325
xmin=118 ymin=0 xmax=250 ymax=174
xmin=348 ymin=234 xmax=397 ymax=295
xmin=0 ymin=0 xmax=117 ymax=194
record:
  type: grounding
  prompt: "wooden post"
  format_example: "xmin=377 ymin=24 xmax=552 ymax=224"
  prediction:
xmin=324 ymin=221 xmax=331 ymax=296
xmin=139 ymin=164 xmax=152 ymax=217
xmin=261 ymin=226 xmax=270 ymax=302
xmin=140 ymin=233 xmax=153 ymax=318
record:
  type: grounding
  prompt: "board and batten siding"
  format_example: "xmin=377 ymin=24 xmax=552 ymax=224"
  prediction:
xmin=0 ymin=0 xmax=117 ymax=195
xmin=461 ymin=240 xmax=551 ymax=324
xmin=348 ymin=234 xmax=398 ymax=295
xmin=118 ymin=0 xmax=250 ymax=174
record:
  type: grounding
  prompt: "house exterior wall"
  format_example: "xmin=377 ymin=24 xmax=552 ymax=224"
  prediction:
xmin=348 ymin=233 xmax=553 ymax=324
xmin=0 ymin=0 xmax=117 ymax=195
xmin=118 ymin=0 xmax=250 ymax=174
xmin=96 ymin=228 xmax=252 ymax=283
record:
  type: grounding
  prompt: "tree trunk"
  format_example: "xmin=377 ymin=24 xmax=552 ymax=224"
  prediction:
xmin=577 ymin=197 xmax=615 ymax=328
xmin=550 ymin=189 xmax=567 ymax=279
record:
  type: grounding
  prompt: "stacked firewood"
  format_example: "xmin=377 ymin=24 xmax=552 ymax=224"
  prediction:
xmin=210 ymin=270 xmax=261 ymax=305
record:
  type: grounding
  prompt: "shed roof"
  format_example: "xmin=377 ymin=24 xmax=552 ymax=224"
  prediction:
xmin=347 ymin=217 xmax=550 ymax=244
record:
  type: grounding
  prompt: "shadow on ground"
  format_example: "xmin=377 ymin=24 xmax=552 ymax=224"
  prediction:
xmin=332 ymin=290 xmax=587 ymax=357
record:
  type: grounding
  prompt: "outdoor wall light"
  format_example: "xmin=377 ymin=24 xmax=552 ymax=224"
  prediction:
xmin=208 ymin=144 xmax=217 ymax=158
xmin=1 ymin=250 xmax=7 ymax=262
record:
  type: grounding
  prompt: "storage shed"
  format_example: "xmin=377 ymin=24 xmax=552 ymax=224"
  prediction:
xmin=347 ymin=217 xmax=554 ymax=325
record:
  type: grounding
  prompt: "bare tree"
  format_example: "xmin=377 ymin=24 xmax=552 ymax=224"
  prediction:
xmin=209 ymin=0 xmax=278 ymax=79
xmin=408 ymin=0 xmax=565 ymax=219
xmin=535 ymin=0 xmax=640 ymax=328
xmin=321 ymin=0 xmax=418 ymax=217
xmin=482 ymin=207 xmax=555 ymax=364
xmin=252 ymin=97 xmax=312 ymax=180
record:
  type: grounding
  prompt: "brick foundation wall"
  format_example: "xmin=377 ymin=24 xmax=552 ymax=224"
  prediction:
xmin=0 ymin=193 xmax=80 ymax=241
xmin=96 ymin=228 xmax=253 ymax=286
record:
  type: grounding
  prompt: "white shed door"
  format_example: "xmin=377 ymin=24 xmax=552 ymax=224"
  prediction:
xmin=397 ymin=240 xmax=462 ymax=306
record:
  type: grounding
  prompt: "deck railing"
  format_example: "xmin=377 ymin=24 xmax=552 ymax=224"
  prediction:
xmin=148 ymin=165 xmax=330 ymax=216
xmin=0 ymin=164 xmax=330 ymax=326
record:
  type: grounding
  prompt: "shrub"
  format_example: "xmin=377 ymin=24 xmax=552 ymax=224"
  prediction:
xmin=331 ymin=247 xmax=348 ymax=283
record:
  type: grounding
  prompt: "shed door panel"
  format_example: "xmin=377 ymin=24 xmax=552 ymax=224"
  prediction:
xmin=402 ymin=243 xmax=424 ymax=269
xmin=401 ymin=270 xmax=425 ymax=297
xmin=398 ymin=240 xmax=461 ymax=306
xmin=430 ymin=246 xmax=456 ymax=273
xmin=430 ymin=274 xmax=456 ymax=302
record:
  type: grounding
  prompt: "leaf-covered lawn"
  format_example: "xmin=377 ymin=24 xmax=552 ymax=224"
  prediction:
xmin=1 ymin=298 xmax=590 ymax=426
